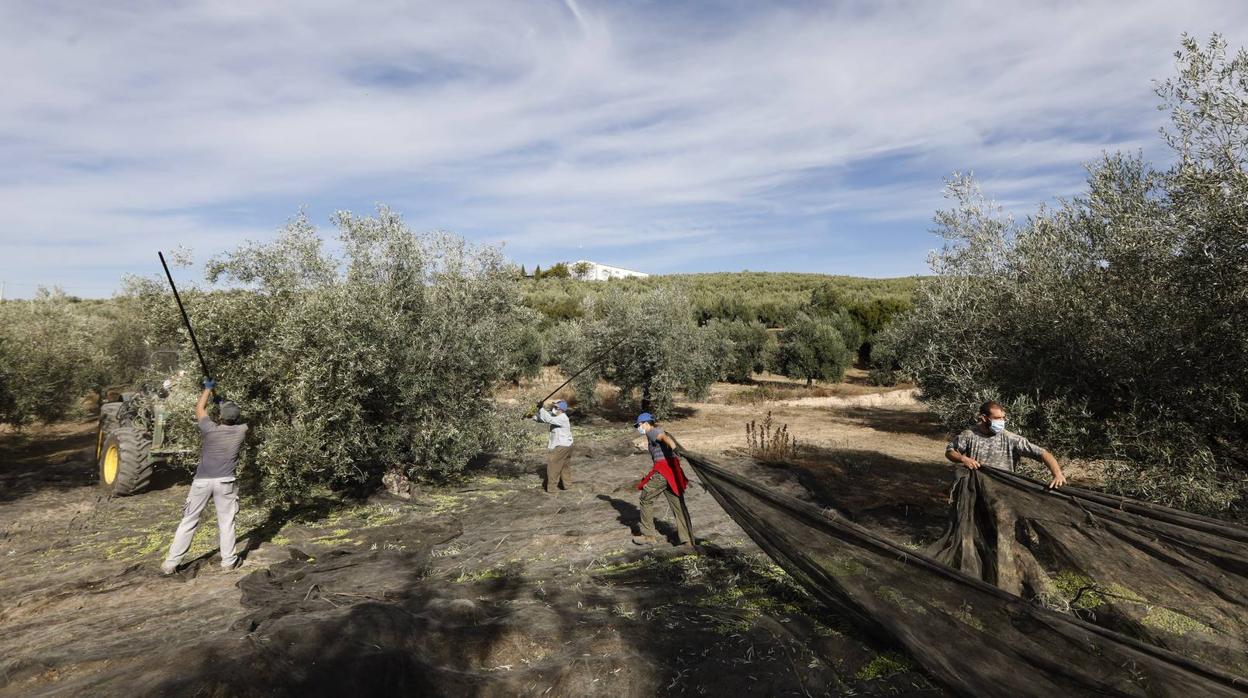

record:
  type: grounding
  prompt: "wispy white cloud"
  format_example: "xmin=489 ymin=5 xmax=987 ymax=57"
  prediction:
xmin=0 ymin=0 xmax=1245 ymax=295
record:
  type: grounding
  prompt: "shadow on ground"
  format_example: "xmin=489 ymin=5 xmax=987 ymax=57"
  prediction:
xmin=597 ymin=494 xmax=685 ymax=544
xmin=60 ymin=537 xmax=942 ymax=697
xmin=832 ymin=406 xmax=946 ymax=438
xmin=786 ymin=447 xmax=953 ymax=546
xmin=4 ymin=431 xmax=947 ymax=697
xmin=0 ymin=422 xmax=101 ymax=504
xmin=0 ymin=419 xmax=188 ymax=506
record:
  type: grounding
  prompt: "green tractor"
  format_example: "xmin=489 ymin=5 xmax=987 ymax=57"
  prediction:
xmin=96 ymin=351 xmax=195 ymax=495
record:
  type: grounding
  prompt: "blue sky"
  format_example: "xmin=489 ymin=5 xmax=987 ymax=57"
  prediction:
xmin=2 ymin=0 xmax=1246 ymax=297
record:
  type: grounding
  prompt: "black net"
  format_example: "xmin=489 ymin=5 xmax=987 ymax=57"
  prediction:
xmin=929 ymin=467 xmax=1248 ymax=674
xmin=682 ymin=451 xmax=1248 ymax=697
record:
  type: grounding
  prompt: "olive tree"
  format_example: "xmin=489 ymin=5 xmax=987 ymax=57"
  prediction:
xmin=884 ymin=35 xmax=1248 ymax=516
xmin=501 ymin=307 xmax=547 ymax=385
xmin=133 ymin=208 xmax=528 ymax=504
xmin=571 ymin=261 xmax=593 ymax=280
xmin=707 ymin=319 xmax=772 ymax=383
xmin=773 ymin=313 xmax=852 ymax=386
xmin=558 ymin=286 xmax=718 ymax=418
xmin=808 ymin=281 xmax=911 ymax=364
xmin=0 ymin=290 xmax=149 ymax=426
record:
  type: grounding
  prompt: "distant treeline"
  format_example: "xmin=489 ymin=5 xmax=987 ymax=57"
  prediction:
xmin=522 ymin=272 xmax=922 ymax=328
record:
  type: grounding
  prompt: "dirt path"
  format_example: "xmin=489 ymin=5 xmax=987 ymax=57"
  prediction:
xmin=676 ymin=388 xmax=944 ymax=462
xmin=0 ymin=390 xmax=954 ymax=697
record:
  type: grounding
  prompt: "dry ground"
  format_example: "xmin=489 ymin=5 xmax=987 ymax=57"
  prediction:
xmin=0 ymin=373 xmax=976 ymax=697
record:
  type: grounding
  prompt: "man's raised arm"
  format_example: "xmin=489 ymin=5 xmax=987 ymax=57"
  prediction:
xmin=195 ymin=379 xmax=215 ymax=421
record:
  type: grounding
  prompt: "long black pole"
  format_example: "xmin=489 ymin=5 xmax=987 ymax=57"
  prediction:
xmin=537 ymin=337 xmax=626 ymax=406
xmin=158 ymin=251 xmax=213 ymax=381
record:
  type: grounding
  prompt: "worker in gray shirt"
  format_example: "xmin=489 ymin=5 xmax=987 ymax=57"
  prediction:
xmin=534 ymin=400 xmax=573 ymax=493
xmin=946 ymin=400 xmax=1067 ymax=489
xmin=161 ymin=379 xmax=248 ymax=574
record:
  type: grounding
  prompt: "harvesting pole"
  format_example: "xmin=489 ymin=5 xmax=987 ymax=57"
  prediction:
xmin=158 ymin=251 xmax=213 ymax=382
xmin=533 ymin=336 xmax=627 ymax=411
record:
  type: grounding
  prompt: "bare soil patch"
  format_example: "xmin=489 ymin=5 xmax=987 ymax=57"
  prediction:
xmin=1 ymin=383 xmax=963 ymax=696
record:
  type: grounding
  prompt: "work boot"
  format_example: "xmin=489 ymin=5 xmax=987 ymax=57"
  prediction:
xmin=221 ymin=558 xmax=243 ymax=572
xmin=632 ymin=535 xmax=659 ymax=546
xmin=160 ymin=561 xmax=178 ymax=576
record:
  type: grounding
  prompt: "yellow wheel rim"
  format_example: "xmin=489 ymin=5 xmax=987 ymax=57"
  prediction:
xmin=103 ymin=444 xmax=119 ymax=485
xmin=96 ymin=429 xmax=104 ymax=461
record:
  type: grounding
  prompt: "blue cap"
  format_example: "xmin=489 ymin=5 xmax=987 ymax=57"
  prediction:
xmin=555 ymin=400 xmax=568 ymax=411
xmin=634 ymin=412 xmax=654 ymax=426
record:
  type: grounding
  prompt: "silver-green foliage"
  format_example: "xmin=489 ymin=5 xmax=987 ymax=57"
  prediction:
xmin=557 ymin=286 xmax=718 ymax=418
xmin=707 ymin=319 xmax=773 ymax=383
xmin=133 ymin=209 xmax=528 ymax=503
xmin=880 ymin=35 xmax=1248 ymax=515
xmin=503 ymin=307 xmax=548 ymax=384
xmin=0 ymin=290 xmax=147 ymax=426
xmin=773 ymin=313 xmax=853 ymax=386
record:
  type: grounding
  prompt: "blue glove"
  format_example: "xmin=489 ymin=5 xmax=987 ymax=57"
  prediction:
xmin=203 ymin=378 xmax=216 ymax=390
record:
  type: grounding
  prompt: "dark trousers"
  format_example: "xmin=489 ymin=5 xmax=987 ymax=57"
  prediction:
xmin=639 ymin=476 xmax=693 ymax=544
xmin=546 ymin=445 xmax=573 ymax=492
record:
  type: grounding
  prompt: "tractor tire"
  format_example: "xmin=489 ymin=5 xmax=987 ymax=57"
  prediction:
xmin=99 ymin=425 xmax=153 ymax=496
xmin=97 ymin=402 xmax=123 ymax=462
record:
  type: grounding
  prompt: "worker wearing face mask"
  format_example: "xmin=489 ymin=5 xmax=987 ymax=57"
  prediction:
xmin=631 ymin=412 xmax=695 ymax=548
xmin=534 ymin=400 xmax=574 ymax=493
xmin=945 ymin=400 xmax=1067 ymax=489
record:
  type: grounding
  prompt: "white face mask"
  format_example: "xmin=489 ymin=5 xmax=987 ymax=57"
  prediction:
xmin=989 ymin=418 xmax=1006 ymax=435
xmin=636 ymin=425 xmax=647 ymax=435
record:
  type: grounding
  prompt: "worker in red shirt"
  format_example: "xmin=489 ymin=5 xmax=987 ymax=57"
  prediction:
xmin=632 ymin=412 xmax=694 ymax=549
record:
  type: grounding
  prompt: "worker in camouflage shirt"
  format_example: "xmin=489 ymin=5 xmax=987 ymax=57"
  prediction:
xmin=945 ymin=400 xmax=1067 ymax=489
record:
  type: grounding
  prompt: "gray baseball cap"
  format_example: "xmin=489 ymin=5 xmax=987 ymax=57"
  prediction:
xmin=219 ymin=401 xmax=242 ymax=422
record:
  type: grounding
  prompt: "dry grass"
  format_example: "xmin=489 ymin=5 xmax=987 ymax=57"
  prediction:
xmin=744 ymin=412 xmax=801 ymax=462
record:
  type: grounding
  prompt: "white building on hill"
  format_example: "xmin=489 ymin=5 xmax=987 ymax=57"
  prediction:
xmin=571 ymin=260 xmax=649 ymax=281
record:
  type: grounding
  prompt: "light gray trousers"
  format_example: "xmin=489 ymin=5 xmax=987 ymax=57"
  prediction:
xmin=165 ymin=477 xmax=239 ymax=568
